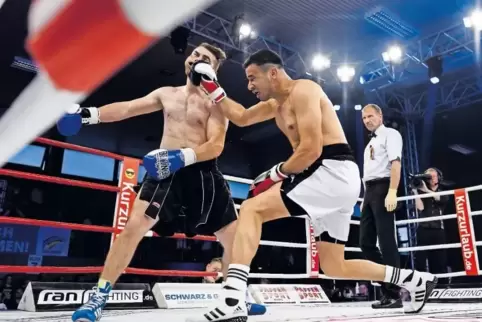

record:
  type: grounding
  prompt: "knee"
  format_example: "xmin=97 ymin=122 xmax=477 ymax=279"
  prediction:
xmin=239 ymin=199 xmax=262 ymax=218
xmin=119 ymin=205 xmax=152 ymax=240
xmin=216 ymin=221 xmax=237 ymax=250
xmin=320 ymin=258 xmax=347 ymax=277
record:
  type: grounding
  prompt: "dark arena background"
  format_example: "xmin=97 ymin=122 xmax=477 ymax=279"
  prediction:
xmin=0 ymin=0 xmax=482 ymax=321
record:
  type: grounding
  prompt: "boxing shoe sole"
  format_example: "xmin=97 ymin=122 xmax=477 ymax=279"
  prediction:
xmin=405 ymin=276 xmax=438 ymax=314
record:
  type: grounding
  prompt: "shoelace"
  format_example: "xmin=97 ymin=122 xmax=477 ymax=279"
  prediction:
xmin=81 ymin=288 xmax=107 ymax=311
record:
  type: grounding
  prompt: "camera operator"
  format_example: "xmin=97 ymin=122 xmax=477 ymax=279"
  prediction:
xmin=411 ymin=168 xmax=448 ymax=274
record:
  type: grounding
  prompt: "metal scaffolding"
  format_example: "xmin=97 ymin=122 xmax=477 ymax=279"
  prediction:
xmin=368 ymin=72 xmax=482 ymax=117
xmin=360 ymin=22 xmax=478 ymax=90
xmin=184 ymin=11 xmax=308 ymax=76
xmin=400 ymin=119 xmax=420 ymax=269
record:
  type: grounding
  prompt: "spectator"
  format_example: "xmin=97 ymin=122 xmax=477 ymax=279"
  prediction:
xmin=202 ymin=257 xmax=222 ymax=283
xmin=14 ymin=288 xmax=23 ymax=308
xmin=2 ymin=275 xmax=14 ymax=309
xmin=413 ymin=168 xmax=449 ymax=274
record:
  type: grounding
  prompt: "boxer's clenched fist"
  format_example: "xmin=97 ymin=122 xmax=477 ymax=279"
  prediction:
xmin=143 ymin=148 xmax=197 ymax=180
xmin=248 ymin=163 xmax=288 ymax=198
xmin=57 ymin=104 xmax=100 ymax=136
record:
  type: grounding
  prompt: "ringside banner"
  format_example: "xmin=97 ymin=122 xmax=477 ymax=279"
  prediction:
xmin=111 ymin=157 xmax=140 ymax=245
xmin=453 ymin=189 xmax=479 ymax=276
xmin=153 ymin=283 xmax=222 ymax=309
xmin=153 ymin=283 xmax=330 ymax=309
xmin=249 ymin=284 xmax=330 ymax=305
xmin=18 ymin=282 xmax=156 ymax=312
xmin=429 ymin=287 xmax=482 ymax=303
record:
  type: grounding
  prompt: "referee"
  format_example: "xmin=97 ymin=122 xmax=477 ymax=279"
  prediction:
xmin=360 ymin=104 xmax=403 ymax=309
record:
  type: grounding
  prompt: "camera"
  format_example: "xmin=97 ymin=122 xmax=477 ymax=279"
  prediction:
xmin=408 ymin=173 xmax=432 ymax=189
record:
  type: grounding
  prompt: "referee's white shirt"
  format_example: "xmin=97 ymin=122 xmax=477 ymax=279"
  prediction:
xmin=363 ymin=124 xmax=403 ymax=182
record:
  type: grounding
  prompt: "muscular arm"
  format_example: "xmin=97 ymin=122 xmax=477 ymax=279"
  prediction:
xmin=193 ymin=106 xmax=228 ymax=162
xmin=281 ymin=81 xmax=323 ymax=174
xmin=98 ymin=88 xmax=164 ymax=123
xmin=217 ymin=98 xmax=277 ymax=127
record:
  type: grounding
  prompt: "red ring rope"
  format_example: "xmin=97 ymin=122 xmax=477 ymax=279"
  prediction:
xmin=0 ymin=168 xmax=120 ymax=192
xmin=35 ymin=138 xmax=125 ymax=161
xmin=0 ymin=216 xmax=217 ymax=242
xmin=0 ymin=265 xmax=217 ymax=277
xmin=0 ymin=138 xmax=227 ymax=277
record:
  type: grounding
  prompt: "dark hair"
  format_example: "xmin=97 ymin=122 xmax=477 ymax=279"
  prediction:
xmin=199 ymin=43 xmax=227 ymax=67
xmin=243 ymin=49 xmax=283 ymax=69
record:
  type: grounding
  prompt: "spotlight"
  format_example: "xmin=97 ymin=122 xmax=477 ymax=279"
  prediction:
xmin=311 ymin=54 xmax=331 ymax=71
xmin=239 ymin=23 xmax=252 ymax=38
xmin=382 ymin=46 xmax=402 ymax=63
xmin=233 ymin=15 xmax=256 ymax=42
xmin=170 ymin=26 xmax=190 ymax=54
xmin=426 ymin=56 xmax=443 ymax=84
xmin=333 ymin=105 xmax=341 ymax=111
xmin=464 ymin=10 xmax=482 ymax=29
xmin=337 ymin=65 xmax=355 ymax=83
xmin=354 ymin=105 xmax=362 ymax=110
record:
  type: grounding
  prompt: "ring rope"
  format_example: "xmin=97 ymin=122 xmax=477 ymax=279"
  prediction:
xmin=0 ymin=214 xmax=471 ymax=254
xmin=396 ymin=210 xmax=482 ymax=225
xmin=0 ymin=168 xmax=120 ymax=192
xmin=0 ymin=216 xmax=307 ymax=249
xmin=0 ymin=207 xmax=477 ymax=280
xmin=35 ymin=138 xmax=125 ymax=161
xmin=2 ymin=137 xmax=482 ymax=281
xmin=4 ymin=168 xmax=482 ymax=230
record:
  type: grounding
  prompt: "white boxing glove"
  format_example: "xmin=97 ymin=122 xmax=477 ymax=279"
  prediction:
xmin=189 ymin=62 xmax=226 ymax=104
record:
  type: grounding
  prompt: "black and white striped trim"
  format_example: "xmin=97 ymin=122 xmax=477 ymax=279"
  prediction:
xmin=227 ymin=268 xmax=249 ymax=282
xmin=204 ymin=308 xmax=226 ymax=321
xmin=390 ymin=267 xmax=401 ymax=285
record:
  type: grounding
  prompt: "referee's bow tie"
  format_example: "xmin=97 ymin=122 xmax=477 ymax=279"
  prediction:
xmin=369 ymin=132 xmax=377 ymax=138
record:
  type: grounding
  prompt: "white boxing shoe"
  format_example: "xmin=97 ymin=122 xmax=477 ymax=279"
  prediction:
xmin=186 ymin=288 xmax=247 ymax=322
xmin=401 ymin=270 xmax=438 ymax=314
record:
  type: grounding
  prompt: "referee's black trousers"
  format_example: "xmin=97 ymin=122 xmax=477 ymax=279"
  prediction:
xmin=359 ymin=179 xmax=400 ymax=298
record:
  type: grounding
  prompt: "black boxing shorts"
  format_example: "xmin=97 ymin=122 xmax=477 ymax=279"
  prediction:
xmin=138 ymin=159 xmax=237 ymax=237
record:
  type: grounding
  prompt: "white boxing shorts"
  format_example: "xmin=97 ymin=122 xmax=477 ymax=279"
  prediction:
xmin=280 ymin=143 xmax=361 ymax=244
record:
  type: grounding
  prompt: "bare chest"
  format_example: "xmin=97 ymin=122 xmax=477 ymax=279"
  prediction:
xmin=275 ymin=103 xmax=298 ymax=138
xmin=163 ymin=93 xmax=210 ymax=127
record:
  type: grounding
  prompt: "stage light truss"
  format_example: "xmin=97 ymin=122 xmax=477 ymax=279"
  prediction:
xmin=369 ymin=73 xmax=482 ymax=116
xmin=360 ymin=22 xmax=478 ymax=90
xmin=184 ymin=11 xmax=308 ymax=76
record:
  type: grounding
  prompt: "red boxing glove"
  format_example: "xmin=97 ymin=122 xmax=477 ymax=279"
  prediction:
xmin=191 ymin=62 xmax=226 ymax=104
xmin=249 ymin=163 xmax=288 ymax=198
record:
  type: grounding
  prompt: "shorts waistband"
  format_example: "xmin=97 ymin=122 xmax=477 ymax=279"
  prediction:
xmin=187 ymin=159 xmax=219 ymax=171
xmin=313 ymin=144 xmax=355 ymax=165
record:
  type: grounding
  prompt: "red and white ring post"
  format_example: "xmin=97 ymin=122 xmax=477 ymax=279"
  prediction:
xmin=0 ymin=0 xmax=219 ymax=167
